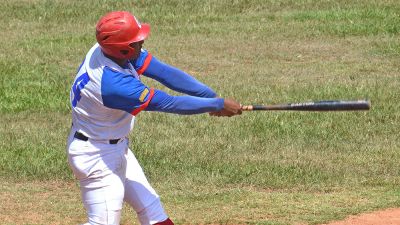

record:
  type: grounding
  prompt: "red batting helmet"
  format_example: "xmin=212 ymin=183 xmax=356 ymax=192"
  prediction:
xmin=96 ymin=11 xmax=150 ymax=59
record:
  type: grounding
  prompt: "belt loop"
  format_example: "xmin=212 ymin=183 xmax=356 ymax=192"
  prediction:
xmin=109 ymin=139 xmax=119 ymax=144
xmin=74 ymin=131 xmax=121 ymax=144
xmin=74 ymin=131 xmax=89 ymax=141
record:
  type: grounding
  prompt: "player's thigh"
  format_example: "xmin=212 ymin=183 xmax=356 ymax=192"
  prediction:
xmin=68 ymin=138 xmax=129 ymax=224
xmin=123 ymin=149 xmax=160 ymax=210
xmin=80 ymin=174 xmax=125 ymax=225
xmin=78 ymin=149 xmax=127 ymax=225
xmin=124 ymin=149 xmax=168 ymax=224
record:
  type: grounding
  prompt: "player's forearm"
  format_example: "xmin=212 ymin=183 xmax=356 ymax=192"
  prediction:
xmin=146 ymin=90 xmax=224 ymax=115
xmin=143 ymin=57 xmax=217 ymax=98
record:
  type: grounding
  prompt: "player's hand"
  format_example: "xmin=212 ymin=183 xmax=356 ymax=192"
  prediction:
xmin=209 ymin=98 xmax=242 ymax=117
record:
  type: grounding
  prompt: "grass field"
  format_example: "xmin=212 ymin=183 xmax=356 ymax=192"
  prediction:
xmin=0 ymin=0 xmax=399 ymax=224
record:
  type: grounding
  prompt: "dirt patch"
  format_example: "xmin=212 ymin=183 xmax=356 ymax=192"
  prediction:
xmin=322 ymin=208 xmax=400 ymax=225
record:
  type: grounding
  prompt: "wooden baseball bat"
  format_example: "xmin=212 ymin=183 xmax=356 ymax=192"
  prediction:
xmin=241 ymin=100 xmax=371 ymax=111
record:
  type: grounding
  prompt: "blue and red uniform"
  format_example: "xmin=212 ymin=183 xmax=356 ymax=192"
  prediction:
xmin=67 ymin=11 xmax=237 ymax=225
xmin=70 ymin=44 xmax=223 ymax=140
xmin=68 ymin=43 xmax=223 ymax=225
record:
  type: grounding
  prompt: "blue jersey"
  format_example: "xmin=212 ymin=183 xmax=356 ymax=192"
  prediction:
xmin=70 ymin=44 xmax=223 ymax=140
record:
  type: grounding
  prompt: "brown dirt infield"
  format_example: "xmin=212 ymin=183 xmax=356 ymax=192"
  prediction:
xmin=321 ymin=208 xmax=400 ymax=225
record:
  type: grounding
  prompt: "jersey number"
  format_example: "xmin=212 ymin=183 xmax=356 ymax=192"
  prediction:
xmin=71 ymin=72 xmax=90 ymax=107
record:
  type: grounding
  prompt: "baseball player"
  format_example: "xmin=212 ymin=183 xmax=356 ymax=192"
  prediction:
xmin=67 ymin=11 xmax=242 ymax=225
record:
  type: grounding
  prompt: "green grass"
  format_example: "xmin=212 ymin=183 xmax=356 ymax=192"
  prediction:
xmin=0 ymin=0 xmax=399 ymax=224
xmin=286 ymin=6 xmax=400 ymax=36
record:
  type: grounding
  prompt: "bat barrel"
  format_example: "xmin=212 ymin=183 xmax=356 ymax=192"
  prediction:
xmin=284 ymin=100 xmax=370 ymax=111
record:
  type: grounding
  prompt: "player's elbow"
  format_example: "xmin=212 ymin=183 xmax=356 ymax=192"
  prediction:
xmin=198 ymin=87 xmax=217 ymax=98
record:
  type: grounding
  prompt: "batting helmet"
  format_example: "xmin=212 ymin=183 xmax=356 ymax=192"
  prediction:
xmin=96 ymin=11 xmax=150 ymax=59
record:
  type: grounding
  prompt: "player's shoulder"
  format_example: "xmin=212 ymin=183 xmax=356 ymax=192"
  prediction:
xmin=102 ymin=66 xmax=142 ymax=88
xmin=101 ymin=65 xmax=147 ymax=103
xmin=103 ymin=65 xmax=119 ymax=74
xmin=130 ymin=48 xmax=152 ymax=74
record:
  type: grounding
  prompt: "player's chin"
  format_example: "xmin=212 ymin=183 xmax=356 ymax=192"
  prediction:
xmin=130 ymin=51 xmax=141 ymax=60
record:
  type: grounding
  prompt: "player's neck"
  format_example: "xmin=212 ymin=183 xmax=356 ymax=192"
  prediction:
xmin=104 ymin=53 xmax=128 ymax=67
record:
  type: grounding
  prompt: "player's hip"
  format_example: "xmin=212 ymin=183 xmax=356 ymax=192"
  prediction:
xmin=66 ymin=128 xmax=129 ymax=180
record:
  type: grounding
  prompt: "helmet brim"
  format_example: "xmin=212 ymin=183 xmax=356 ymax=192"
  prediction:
xmin=131 ymin=23 xmax=150 ymax=43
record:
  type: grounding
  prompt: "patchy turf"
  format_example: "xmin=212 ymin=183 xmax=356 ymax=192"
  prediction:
xmin=1 ymin=179 xmax=399 ymax=224
xmin=1 ymin=0 xmax=399 ymax=224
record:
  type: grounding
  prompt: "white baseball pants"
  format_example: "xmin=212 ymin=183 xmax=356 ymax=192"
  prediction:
xmin=67 ymin=129 xmax=168 ymax=225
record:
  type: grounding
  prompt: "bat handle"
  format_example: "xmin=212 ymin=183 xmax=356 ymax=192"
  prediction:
xmin=241 ymin=105 xmax=254 ymax=111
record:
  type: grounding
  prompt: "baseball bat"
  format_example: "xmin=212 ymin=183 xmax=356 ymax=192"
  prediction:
xmin=241 ymin=100 xmax=370 ymax=111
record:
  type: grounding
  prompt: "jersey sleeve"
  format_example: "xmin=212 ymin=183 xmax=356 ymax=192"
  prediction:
xmin=131 ymin=50 xmax=217 ymax=98
xmin=146 ymin=90 xmax=224 ymax=115
xmin=101 ymin=67 xmax=154 ymax=116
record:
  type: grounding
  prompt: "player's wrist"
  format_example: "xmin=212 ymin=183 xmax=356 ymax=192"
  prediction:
xmin=216 ymin=98 xmax=225 ymax=111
